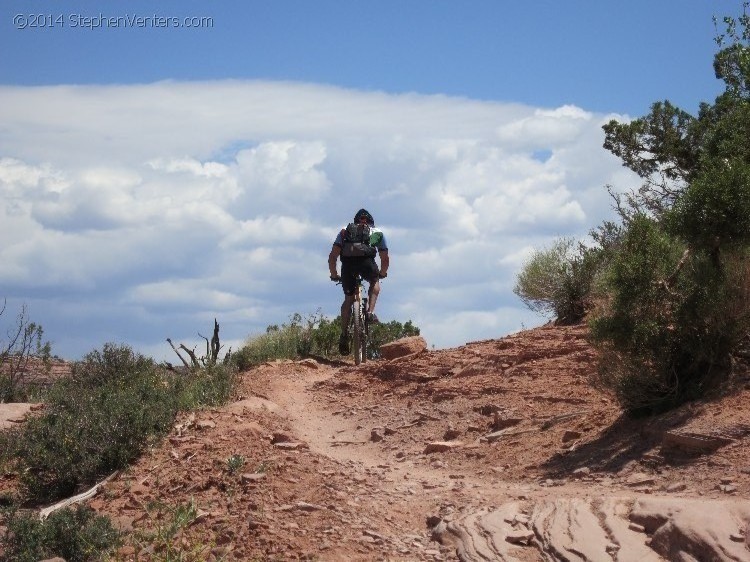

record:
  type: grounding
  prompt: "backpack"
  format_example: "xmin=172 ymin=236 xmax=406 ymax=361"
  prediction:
xmin=340 ymin=222 xmax=377 ymax=258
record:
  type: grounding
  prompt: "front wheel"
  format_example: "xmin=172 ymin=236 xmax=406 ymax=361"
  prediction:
xmin=352 ymin=305 xmax=364 ymax=365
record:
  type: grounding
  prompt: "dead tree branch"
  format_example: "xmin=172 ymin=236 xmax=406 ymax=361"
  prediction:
xmin=168 ymin=320 xmax=224 ymax=369
xmin=166 ymin=338 xmax=190 ymax=369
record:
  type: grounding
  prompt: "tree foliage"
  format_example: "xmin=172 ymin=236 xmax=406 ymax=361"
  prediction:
xmin=589 ymin=4 xmax=750 ymax=413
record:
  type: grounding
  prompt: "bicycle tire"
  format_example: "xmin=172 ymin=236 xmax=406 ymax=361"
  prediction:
xmin=361 ymin=298 xmax=369 ymax=364
xmin=360 ymin=314 xmax=368 ymax=364
xmin=352 ymin=305 xmax=363 ymax=365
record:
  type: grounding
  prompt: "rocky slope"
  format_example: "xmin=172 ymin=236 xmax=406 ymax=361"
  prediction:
xmin=3 ymin=323 xmax=750 ymax=561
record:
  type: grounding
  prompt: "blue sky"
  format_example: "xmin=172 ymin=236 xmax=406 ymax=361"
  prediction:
xmin=0 ymin=1 xmax=742 ymax=361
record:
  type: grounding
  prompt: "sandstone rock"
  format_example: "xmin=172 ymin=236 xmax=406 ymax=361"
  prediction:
xmin=492 ymin=414 xmax=523 ymax=431
xmin=505 ymin=529 xmax=534 ymax=544
xmin=562 ymin=429 xmax=582 ymax=442
xmin=297 ymin=358 xmax=320 ymax=369
xmin=443 ymin=427 xmax=461 ymax=440
xmin=631 ymin=497 xmax=750 ymax=561
xmin=224 ymin=397 xmax=282 ymax=415
xmin=626 ymin=472 xmax=656 ymax=487
xmin=241 ymin=473 xmax=266 ymax=484
xmin=662 ymin=431 xmax=734 ymax=453
xmin=424 ymin=441 xmax=463 ymax=454
xmin=196 ymin=419 xmax=216 ymax=430
xmin=271 ymin=431 xmax=295 ymax=444
xmin=274 ymin=442 xmax=307 ymax=450
xmin=380 ymin=336 xmax=428 ymax=360
xmin=0 ymin=403 xmax=35 ymax=430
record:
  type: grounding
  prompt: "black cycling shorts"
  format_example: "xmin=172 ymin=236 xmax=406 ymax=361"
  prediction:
xmin=341 ymin=257 xmax=380 ymax=296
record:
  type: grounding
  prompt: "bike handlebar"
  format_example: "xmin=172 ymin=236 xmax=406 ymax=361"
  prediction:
xmin=330 ymin=274 xmax=386 ymax=283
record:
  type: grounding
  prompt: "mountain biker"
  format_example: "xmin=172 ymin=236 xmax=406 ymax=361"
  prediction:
xmin=328 ymin=208 xmax=389 ymax=355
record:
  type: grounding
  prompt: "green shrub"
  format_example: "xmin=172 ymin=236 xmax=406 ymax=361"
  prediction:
xmin=514 ymin=237 xmax=601 ymax=325
xmin=312 ymin=315 xmax=340 ymax=357
xmin=173 ymin=363 xmax=238 ymax=410
xmin=4 ymin=343 xmax=239 ymax=504
xmin=591 ymin=7 xmax=750 ymax=414
xmin=232 ymin=311 xmax=423 ymax=367
xmin=231 ymin=313 xmax=314 ymax=369
xmin=9 ymin=352 xmax=177 ymax=502
xmin=1 ymin=505 xmax=120 ymax=562
xmin=589 ymin=215 xmax=747 ymax=413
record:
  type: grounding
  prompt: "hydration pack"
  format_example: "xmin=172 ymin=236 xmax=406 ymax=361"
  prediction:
xmin=341 ymin=222 xmax=377 ymax=258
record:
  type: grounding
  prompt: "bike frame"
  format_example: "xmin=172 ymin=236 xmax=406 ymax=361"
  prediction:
xmin=350 ymin=275 xmax=369 ymax=365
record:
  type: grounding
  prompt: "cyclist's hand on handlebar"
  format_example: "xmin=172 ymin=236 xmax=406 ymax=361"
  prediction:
xmin=330 ymin=273 xmax=341 ymax=281
xmin=378 ymin=271 xmax=388 ymax=279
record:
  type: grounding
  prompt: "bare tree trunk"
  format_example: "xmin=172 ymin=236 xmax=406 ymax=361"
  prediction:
xmin=166 ymin=338 xmax=190 ymax=369
xmin=170 ymin=320 xmax=222 ymax=368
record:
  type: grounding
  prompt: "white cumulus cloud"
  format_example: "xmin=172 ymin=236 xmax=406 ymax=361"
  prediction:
xmin=0 ymin=80 xmax=639 ymax=359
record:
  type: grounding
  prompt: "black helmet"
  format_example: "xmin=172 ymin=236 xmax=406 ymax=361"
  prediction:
xmin=353 ymin=208 xmax=374 ymax=226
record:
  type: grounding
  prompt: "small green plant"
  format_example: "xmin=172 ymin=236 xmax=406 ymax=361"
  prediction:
xmin=226 ymin=454 xmax=245 ymax=474
xmin=255 ymin=460 xmax=273 ymax=474
xmin=130 ymin=498 xmax=211 ymax=561
xmin=0 ymin=504 xmax=120 ymax=562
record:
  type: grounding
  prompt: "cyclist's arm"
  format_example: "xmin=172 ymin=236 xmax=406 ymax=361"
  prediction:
xmin=378 ymin=249 xmax=389 ymax=277
xmin=328 ymin=245 xmax=341 ymax=278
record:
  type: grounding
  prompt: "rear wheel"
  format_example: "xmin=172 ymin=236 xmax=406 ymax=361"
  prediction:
xmin=352 ymin=305 xmax=363 ymax=365
xmin=361 ymin=298 xmax=368 ymax=363
xmin=360 ymin=314 xmax=368 ymax=364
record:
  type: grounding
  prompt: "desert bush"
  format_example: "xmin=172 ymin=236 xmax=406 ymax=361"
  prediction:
xmin=0 ymin=301 xmax=51 ymax=402
xmin=589 ymin=215 xmax=748 ymax=413
xmin=1 ymin=504 xmax=120 ymax=562
xmin=172 ymin=363 xmax=238 ymax=410
xmin=667 ymin=158 xmax=750 ymax=250
xmin=514 ymin=237 xmax=601 ymax=325
xmin=232 ymin=311 xmax=423 ymax=367
xmin=231 ymin=315 xmax=309 ymax=370
xmin=312 ymin=315 xmax=340 ymax=357
xmin=4 ymin=343 xmax=239 ymax=504
xmin=9 ymin=347 xmax=177 ymax=502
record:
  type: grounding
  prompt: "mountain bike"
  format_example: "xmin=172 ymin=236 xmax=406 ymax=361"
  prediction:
xmin=332 ymin=274 xmax=370 ymax=365
xmin=350 ymin=274 xmax=369 ymax=365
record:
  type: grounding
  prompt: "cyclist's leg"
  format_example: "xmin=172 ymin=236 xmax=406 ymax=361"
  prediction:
xmin=340 ymin=294 xmax=355 ymax=331
xmin=361 ymin=258 xmax=381 ymax=321
xmin=339 ymin=259 xmax=358 ymax=354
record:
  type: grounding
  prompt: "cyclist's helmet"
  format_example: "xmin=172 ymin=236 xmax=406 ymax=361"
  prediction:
xmin=354 ymin=208 xmax=375 ymax=226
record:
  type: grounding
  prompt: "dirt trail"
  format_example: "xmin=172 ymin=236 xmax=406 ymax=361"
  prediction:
xmin=4 ymin=323 xmax=750 ymax=561
xmin=260 ymin=354 xmax=750 ymax=561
